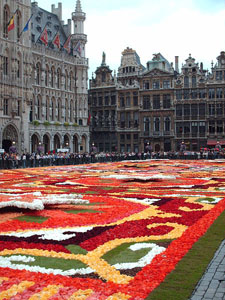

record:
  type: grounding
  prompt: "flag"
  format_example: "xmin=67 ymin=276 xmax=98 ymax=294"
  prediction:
xmin=63 ymin=35 xmax=71 ymax=53
xmin=73 ymin=41 xmax=82 ymax=57
xmin=7 ymin=15 xmax=15 ymax=32
xmin=20 ymin=15 xmax=33 ymax=36
xmin=52 ymin=32 xmax=60 ymax=49
xmin=87 ymin=113 xmax=91 ymax=125
xmin=40 ymin=27 xmax=48 ymax=46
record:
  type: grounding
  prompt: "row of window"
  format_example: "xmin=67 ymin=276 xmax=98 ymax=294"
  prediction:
xmin=29 ymin=97 xmax=79 ymax=123
xmin=176 ymin=122 xmax=206 ymax=134
xmin=119 ymin=92 xmax=138 ymax=107
xmin=176 ymin=121 xmax=225 ymax=135
xmin=176 ymin=88 xmax=224 ymax=100
xmin=142 ymin=94 xmax=171 ymax=110
xmin=92 ymin=110 xmax=116 ymax=127
xmin=176 ymin=103 xmax=225 ymax=117
xmin=90 ymin=94 xmax=116 ymax=106
xmin=2 ymin=99 xmax=21 ymax=116
xmin=143 ymin=80 xmax=171 ymax=90
xmin=1 ymin=55 xmax=22 ymax=77
xmin=35 ymin=63 xmax=74 ymax=90
xmin=143 ymin=117 xmax=171 ymax=132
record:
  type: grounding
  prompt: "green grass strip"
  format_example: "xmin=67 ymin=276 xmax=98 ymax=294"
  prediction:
xmin=64 ymin=209 xmax=103 ymax=214
xmin=146 ymin=210 xmax=225 ymax=300
xmin=15 ymin=216 xmax=48 ymax=224
xmin=5 ymin=254 xmax=86 ymax=271
xmin=102 ymin=240 xmax=172 ymax=265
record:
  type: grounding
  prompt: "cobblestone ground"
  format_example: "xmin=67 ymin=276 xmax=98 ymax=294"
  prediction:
xmin=190 ymin=240 xmax=225 ymax=300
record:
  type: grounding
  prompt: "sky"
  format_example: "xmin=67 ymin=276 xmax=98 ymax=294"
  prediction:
xmin=35 ymin=0 xmax=225 ymax=76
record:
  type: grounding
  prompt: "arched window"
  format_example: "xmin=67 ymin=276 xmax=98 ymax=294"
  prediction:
xmin=37 ymin=95 xmax=41 ymax=120
xmin=36 ymin=63 xmax=41 ymax=85
xmin=45 ymin=65 xmax=49 ymax=86
xmin=30 ymin=96 xmax=35 ymax=122
xmin=57 ymin=99 xmax=61 ymax=121
xmin=192 ymin=76 xmax=197 ymax=88
xmin=70 ymin=100 xmax=73 ymax=122
xmin=184 ymin=76 xmax=189 ymax=88
xmin=51 ymin=98 xmax=55 ymax=121
xmin=17 ymin=53 xmax=22 ymax=78
xmin=74 ymin=100 xmax=77 ymax=121
xmin=57 ymin=68 xmax=61 ymax=89
xmin=3 ymin=5 xmax=10 ymax=37
xmin=3 ymin=50 xmax=9 ymax=75
xmin=164 ymin=117 xmax=171 ymax=132
xmin=154 ymin=117 xmax=160 ymax=132
xmin=46 ymin=96 xmax=49 ymax=121
xmin=16 ymin=10 xmax=22 ymax=41
xmin=51 ymin=67 xmax=54 ymax=87
xmin=144 ymin=117 xmax=150 ymax=133
xmin=69 ymin=72 xmax=73 ymax=91
xmin=64 ymin=70 xmax=68 ymax=90
xmin=65 ymin=99 xmax=68 ymax=122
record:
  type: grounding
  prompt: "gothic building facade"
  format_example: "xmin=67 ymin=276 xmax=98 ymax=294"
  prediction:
xmin=89 ymin=50 xmax=225 ymax=153
xmin=0 ymin=0 xmax=89 ymax=154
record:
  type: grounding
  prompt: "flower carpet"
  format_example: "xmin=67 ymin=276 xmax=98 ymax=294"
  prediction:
xmin=0 ymin=160 xmax=225 ymax=299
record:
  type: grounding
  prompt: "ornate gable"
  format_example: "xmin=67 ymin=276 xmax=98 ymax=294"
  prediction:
xmin=142 ymin=68 xmax=173 ymax=77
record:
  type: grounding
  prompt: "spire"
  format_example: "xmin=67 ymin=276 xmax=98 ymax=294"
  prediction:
xmin=75 ymin=0 xmax=82 ymax=13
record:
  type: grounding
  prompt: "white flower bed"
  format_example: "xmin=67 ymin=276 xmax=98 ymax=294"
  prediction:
xmin=0 ymin=192 xmax=88 ymax=210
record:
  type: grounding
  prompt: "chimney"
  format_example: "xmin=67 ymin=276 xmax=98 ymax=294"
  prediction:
xmin=175 ymin=56 xmax=179 ymax=73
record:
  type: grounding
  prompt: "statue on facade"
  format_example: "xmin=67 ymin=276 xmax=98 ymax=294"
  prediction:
xmin=102 ymin=52 xmax=106 ymax=65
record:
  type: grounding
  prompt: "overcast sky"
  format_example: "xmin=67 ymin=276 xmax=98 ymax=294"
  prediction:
xmin=35 ymin=0 xmax=225 ymax=76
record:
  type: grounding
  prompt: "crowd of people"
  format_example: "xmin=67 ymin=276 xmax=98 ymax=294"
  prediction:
xmin=0 ymin=146 xmax=225 ymax=170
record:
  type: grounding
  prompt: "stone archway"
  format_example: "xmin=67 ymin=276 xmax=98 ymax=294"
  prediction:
xmin=54 ymin=135 xmax=61 ymax=151
xmin=73 ymin=135 xmax=79 ymax=153
xmin=43 ymin=134 xmax=50 ymax=154
xmin=2 ymin=125 xmax=18 ymax=153
xmin=31 ymin=134 xmax=39 ymax=153
xmin=81 ymin=135 xmax=87 ymax=153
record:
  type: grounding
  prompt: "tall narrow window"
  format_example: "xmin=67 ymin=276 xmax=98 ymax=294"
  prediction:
xmin=16 ymin=11 xmax=22 ymax=40
xmin=70 ymin=101 xmax=73 ymax=122
xmin=164 ymin=117 xmax=171 ymax=132
xmin=65 ymin=99 xmax=68 ymax=122
xmin=144 ymin=117 xmax=150 ymax=133
xmin=3 ymin=99 xmax=9 ymax=115
xmin=46 ymin=97 xmax=49 ymax=121
xmin=64 ymin=70 xmax=68 ymax=90
xmin=36 ymin=63 xmax=41 ymax=85
xmin=69 ymin=72 xmax=73 ymax=91
xmin=37 ymin=96 xmax=41 ymax=120
xmin=51 ymin=67 xmax=54 ymax=87
xmin=51 ymin=99 xmax=55 ymax=121
xmin=57 ymin=99 xmax=61 ymax=121
xmin=45 ymin=65 xmax=49 ymax=86
xmin=3 ymin=5 xmax=9 ymax=37
xmin=17 ymin=100 xmax=21 ymax=116
xmin=3 ymin=55 xmax=9 ymax=75
xmin=154 ymin=117 xmax=160 ymax=132
xmin=192 ymin=76 xmax=197 ymax=88
xmin=57 ymin=68 xmax=61 ymax=89
xmin=184 ymin=76 xmax=189 ymax=88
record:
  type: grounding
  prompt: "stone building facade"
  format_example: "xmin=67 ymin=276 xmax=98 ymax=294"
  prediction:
xmin=88 ymin=53 xmax=117 ymax=152
xmin=0 ymin=0 xmax=89 ymax=154
xmin=89 ymin=50 xmax=225 ymax=153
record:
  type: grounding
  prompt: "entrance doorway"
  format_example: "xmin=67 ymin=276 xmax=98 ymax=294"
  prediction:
xmin=43 ymin=134 xmax=50 ymax=154
xmin=2 ymin=125 xmax=18 ymax=153
xmin=2 ymin=140 xmax=12 ymax=153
